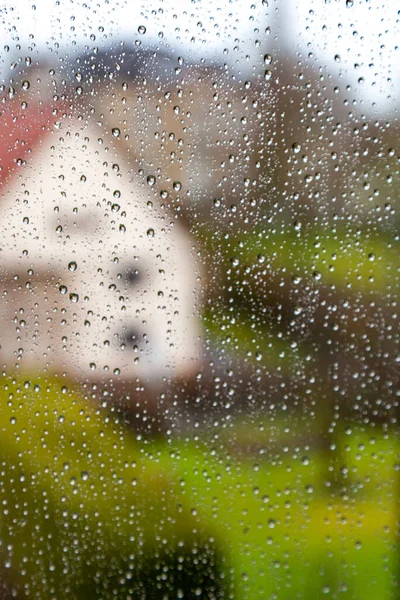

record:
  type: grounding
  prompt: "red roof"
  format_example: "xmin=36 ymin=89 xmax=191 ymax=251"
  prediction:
xmin=0 ymin=101 xmax=58 ymax=187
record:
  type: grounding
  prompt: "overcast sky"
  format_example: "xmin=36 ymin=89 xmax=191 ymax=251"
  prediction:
xmin=0 ymin=0 xmax=398 ymax=115
xmin=288 ymin=0 xmax=400 ymax=115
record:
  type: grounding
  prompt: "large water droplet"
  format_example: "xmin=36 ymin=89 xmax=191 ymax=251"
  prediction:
xmin=292 ymin=142 xmax=302 ymax=154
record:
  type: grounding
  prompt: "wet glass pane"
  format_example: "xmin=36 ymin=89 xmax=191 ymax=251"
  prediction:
xmin=0 ymin=1 xmax=398 ymax=598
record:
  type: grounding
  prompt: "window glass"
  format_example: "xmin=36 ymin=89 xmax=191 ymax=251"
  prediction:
xmin=0 ymin=1 xmax=398 ymax=598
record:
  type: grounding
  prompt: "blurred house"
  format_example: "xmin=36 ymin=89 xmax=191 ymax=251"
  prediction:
xmin=71 ymin=47 xmax=266 ymax=220
xmin=0 ymin=67 xmax=204 ymax=403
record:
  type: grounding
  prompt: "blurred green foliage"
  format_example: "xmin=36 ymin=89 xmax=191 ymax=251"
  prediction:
xmin=0 ymin=377 xmax=397 ymax=598
xmin=0 ymin=377 xmax=226 ymax=598
xmin=199 ymin=222 xmax=398 ymax=424
xmin=199 ymin=224 xmax=398 ymax=288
